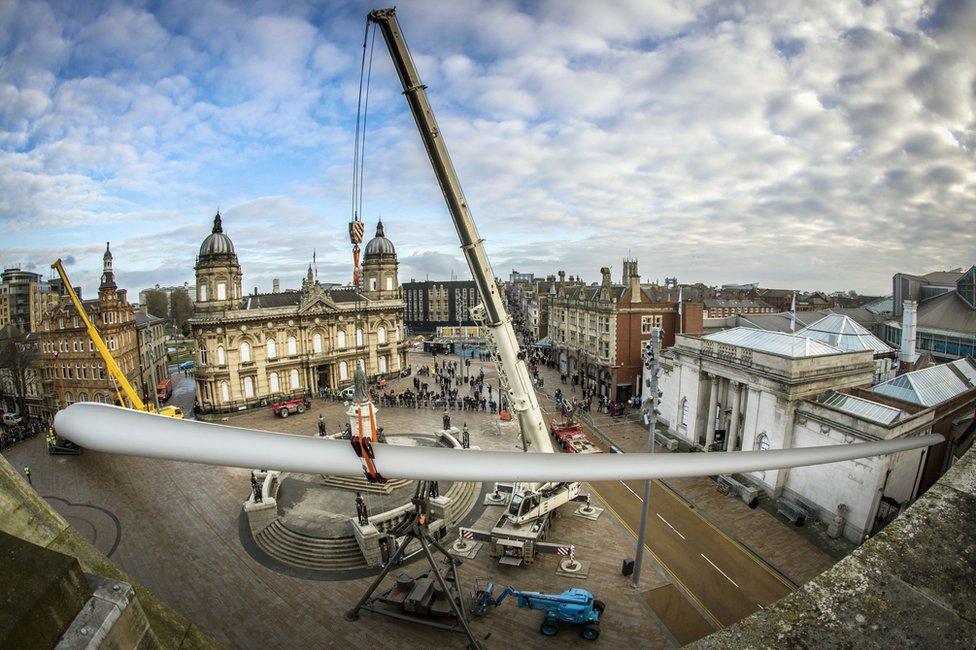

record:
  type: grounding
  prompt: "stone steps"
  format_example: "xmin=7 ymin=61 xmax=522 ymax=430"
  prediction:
xmin=255 ymin=521 xmax=367 ymax=571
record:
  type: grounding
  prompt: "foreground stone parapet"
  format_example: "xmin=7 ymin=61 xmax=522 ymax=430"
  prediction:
xmin=693 ymin=447 xmax=976 ymax=648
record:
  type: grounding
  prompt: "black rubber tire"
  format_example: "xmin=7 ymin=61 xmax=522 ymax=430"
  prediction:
xmin=540 ymin=622 xmax=558 ymax=637
xmin=581 ymin=625 xmax=600 ymax=640
xmin=296 ymin=404 xmax=306 ymax=414
xmin=593 ymin=599 xmax=606 ymax=614
xmin=279 ymin=409 xmax=289 ymax=418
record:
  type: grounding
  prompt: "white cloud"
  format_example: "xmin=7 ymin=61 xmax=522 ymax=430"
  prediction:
xmin=1 ymin=0 xmax=973 ymax=296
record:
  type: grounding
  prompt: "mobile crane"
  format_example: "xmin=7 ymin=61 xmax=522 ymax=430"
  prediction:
xmin=367 ymin=7 xmax=583 ymax=561
xmin=50 ymin=259 xmax=184 ymax=419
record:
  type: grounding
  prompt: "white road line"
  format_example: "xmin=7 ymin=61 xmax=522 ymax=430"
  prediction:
xmin=656 ymin=513 xmax=686 ymax=540
xmin=619 ymin=480 xmax=643 ymax=501
xmin=700 ymin=553 xmax=740 ymax=589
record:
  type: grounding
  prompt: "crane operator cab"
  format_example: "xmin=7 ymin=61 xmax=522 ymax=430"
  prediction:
xmin=508 ymin=492 xmax=540 ymax=520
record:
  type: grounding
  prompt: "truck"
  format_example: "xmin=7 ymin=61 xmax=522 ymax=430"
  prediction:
xmin=368 ymin=7 xmax=584 ymax=567
xmin=550 ymin=421 xmax=600 ymax=455
xmin=156 ymin=378 xmax=173 ymax=402
xmin=271 ymin=397 xmax=310 ymax=418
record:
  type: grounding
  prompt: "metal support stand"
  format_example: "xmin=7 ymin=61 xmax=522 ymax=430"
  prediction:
xmin=345 ymin=480 xmax=481 ymax=649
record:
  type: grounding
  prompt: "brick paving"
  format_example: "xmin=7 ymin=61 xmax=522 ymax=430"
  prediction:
xmin=3 ymin=352 xmax=679 ymax=648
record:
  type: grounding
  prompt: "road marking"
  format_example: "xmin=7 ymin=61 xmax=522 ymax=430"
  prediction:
xmin=588 ymin=483 xmax=724 ymax=631
xmin=620 ymin=480 xmax=643 ymax=501
xmin=657 ymin=513 xmax=686 ymax=540
xmin=701 ymin=553 xmax=740 ymax=589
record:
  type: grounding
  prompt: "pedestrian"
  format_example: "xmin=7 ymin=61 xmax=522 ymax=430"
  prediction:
xmin=317 ymin=414 xmax=326 ymax=437
xmin=462 ymin=422 xmax=470 ymax=449
xmin=22 ymin=466 xmax=31 ymax=486
xmin=442 ymin=409 xmax=451 ymax=431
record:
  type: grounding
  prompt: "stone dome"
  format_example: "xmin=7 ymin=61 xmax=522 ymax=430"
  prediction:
xmin=199 ymin=212 xmax=235 ymax=258
xmin=363 ymin=220 xmax=395 ymax=258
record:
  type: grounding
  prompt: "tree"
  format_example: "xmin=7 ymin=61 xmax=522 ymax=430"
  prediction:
xmin=169 ymin=288 xmax=193 ymax=336
xmin=0 ymin=325 xmax=38 ymax=417
xmin=144 ymin=288 xmax=169 ymax=319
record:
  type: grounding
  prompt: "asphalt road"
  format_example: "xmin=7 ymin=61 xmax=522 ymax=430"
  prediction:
xmin=537 ymin=396 xmax=794 ymax=630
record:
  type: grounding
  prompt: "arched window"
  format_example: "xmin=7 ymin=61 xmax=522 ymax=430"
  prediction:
xmin=369 ymin=277 xmax=378 ymax=291
xmin=287 ymin=336 xmax=297 ymax=356
xmin=216 ymin=282 xmax=227 ymax=300
xmin=378 ymin=356 xmax=387 ymax=374
xmin=377 ymin=326 xmax=387 ymax=344
xmin=337 ymin=330 xmax=347 ymax=349
xmin=356 ymin=328 xmax=364 ymax=347
xmin=243 ymin=376 xmax=254 ymax=398
xmin=339 ymin=361 xmax=348 ymax=381
xmin=198 ymin=284 xmax=208 ymax=302
xmin=64 ymin=391 xmax=73 ymax=405
xmin=240 ymin=341 xmax=251 ymax=363
xmin=385 ymin=276 xmax=393 ymax=291
xmin=217 ymin=346 xmax=225 ymax=365
xmin=95 ymin=394 xmax=107 ymax=404
xmin=755 ymin=433 xmax=769 ymax=451
xmin=267 ymin=338 xmax=277 ymax=359
xmin=269 ymin=372 xmax=280 ymax=393
xmin=289 ymin=369 xmax=300 ymax=389
xmin=220 ymin=381 xmax=230 ymax=402
xmin=79 ymin=392 xmax=89 ymax=402
xmin=313 ymin=333 xmax=323 ymax=354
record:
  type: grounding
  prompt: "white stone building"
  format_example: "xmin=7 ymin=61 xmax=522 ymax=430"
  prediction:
xmin=646 ymin=327 xmax=976 ymax=542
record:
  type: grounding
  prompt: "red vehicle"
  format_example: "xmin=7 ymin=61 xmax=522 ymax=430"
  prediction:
xmin=272 ymin=397 xmax=311 ymax=418
xmin=156 ymin=378 xmax=173 ymax=402
xmin=549 ymin=421 xmax=600 ymax=454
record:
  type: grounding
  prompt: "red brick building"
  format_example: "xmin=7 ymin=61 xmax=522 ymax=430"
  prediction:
xmin=549 ymin=264 xmax=703 ymax=402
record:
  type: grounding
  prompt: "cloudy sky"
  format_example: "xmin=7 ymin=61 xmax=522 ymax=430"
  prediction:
xmin=1 ymin=0 xmax=974 ymax=297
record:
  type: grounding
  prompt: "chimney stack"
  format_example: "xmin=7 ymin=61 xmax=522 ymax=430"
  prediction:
xmin=630 ymin=274 xmax=641 ymax=303
xmin=272 ymin=278 xmax=280 ymax=293
xmin=600 ymin=267 xmax=612 ymax=287
xmin=899 ymin=300 xmax=918 ymax=367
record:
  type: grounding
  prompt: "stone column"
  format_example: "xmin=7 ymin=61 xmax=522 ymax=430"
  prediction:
xmin=728 ymin=381 xmax=742 ymax=451
xmin=705 ymin=375 xmax=719 ymax=450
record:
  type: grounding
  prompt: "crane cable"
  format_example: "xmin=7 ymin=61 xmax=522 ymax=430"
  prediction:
xmin=351 ymin=21 xmax=377 ymax=223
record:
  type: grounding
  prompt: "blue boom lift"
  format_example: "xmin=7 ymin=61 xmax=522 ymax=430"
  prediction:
xmin=470 ymin=578 xmax=605 ymax=639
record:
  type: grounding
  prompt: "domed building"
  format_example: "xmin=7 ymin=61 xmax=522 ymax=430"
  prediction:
xmin=361 ymin=219 xmax=400 ymax=301
xmin=190 ymin=214 xmax=406 ymax=417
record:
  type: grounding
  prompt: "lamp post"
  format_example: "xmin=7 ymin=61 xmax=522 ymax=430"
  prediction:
xmin=632 ymin=326 xmax=661 ymax=589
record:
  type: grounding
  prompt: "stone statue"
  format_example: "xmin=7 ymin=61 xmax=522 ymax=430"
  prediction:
xmin=462 ymin=423 xmax=470 ymax=449
xmin=250 ymin=472 xmax=262 ymax=503
xmin=354 ymin=363 xmax=368 ymax=402
xmin=355 ymin=491 xmax=369 ymax=526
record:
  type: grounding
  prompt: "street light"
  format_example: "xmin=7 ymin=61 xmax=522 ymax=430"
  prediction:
xmin=632 ymin=326 xmax=661 ymax=589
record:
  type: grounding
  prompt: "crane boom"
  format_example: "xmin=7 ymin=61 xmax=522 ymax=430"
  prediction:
xmin=50 ymin=259 xmax=183 ymax=418
xmin=368 ymin=8 xmax=553 ymax=454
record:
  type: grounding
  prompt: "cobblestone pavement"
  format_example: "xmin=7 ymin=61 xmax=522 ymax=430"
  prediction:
xmin=3 ymin=352 xmax=679 ymax=648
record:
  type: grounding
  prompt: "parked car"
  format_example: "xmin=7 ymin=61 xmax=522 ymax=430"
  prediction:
xmin=340 ymin=387 xmax=356 ymax=400
xmin=2 ymin=413 xmax=23 ymax=427
xmin=178 ymin=360 xmax=194 ymax=371
xmin=271 ymin=398 xmax=311 ymax=418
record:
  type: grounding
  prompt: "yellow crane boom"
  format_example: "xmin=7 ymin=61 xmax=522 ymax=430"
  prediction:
xmin=50 ymin=259 xmax=183 ymax=418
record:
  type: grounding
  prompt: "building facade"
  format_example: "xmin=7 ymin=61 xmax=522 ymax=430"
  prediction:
xmin=190 ymin=215 xmax=407 ymax=416
xmin=549 ymin=263 xmax=703 ymax=402
xmin=645 ymin=327 xmax=976 ymax=542
xmin=702 ymin=298 xmax=775 ymax=318
xmin=402 ymin=279 xmax=479 ymax=334
xmin=0 ymin=268 xmax=64 ymax=333
xmin=36 ymin=244 xmax=143 ymax=416
xmin=135 ymin=309 xmax=168 ymax=400
xmin=881 ymin=265 xmax=976 ymax=362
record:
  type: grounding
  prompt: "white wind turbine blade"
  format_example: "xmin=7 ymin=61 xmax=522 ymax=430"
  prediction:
xmin=55 ymin=403 xmax=942 ymax=483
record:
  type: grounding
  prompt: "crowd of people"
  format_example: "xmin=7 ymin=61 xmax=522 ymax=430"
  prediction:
xmin=0 ymin=417 xmax=45 ymax=451
xmin=371 ymin=359 xmax=504 ymax=413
